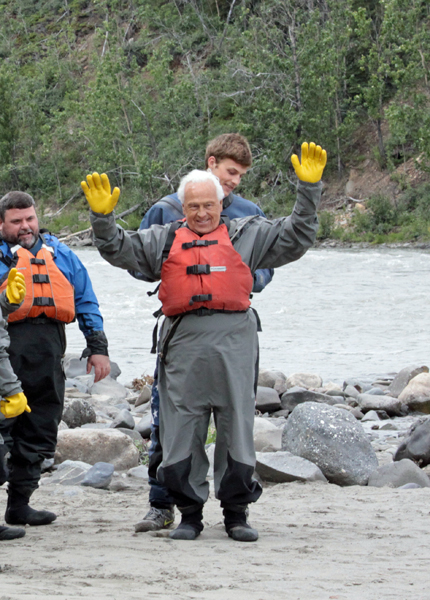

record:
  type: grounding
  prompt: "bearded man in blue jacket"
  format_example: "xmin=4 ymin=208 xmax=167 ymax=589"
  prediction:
xmin=131 ymin=133 xmax=274 ymax=533
xmin=0 ymin=191 xmax=110 ymax=533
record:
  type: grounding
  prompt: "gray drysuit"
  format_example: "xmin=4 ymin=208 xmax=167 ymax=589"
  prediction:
xmin=0 ymin=292 xmax=24 ymax=472
xmin=90 ymin=180 xmax=322 ymax=511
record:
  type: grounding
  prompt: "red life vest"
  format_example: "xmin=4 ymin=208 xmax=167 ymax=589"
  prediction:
xmin=0 ymin=244 xmax=75 ymax=323
xmin=159 ymin=224 xmax=253 ymax=317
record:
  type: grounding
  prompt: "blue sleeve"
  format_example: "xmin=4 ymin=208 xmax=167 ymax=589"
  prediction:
xmin=140 ymin=204 xmax=168 ymax=229
xmin=253 ymin=268 xmax=274 ymax=293
xmin=54 ymin=243 xmax=105 ymax=337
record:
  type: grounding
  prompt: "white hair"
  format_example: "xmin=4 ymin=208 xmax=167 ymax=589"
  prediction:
xmin=177 ymin=169 xmax=224 ymax=204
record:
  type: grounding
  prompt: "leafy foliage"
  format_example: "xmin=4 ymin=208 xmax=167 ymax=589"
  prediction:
xmin=0 ymin=0 xmax=429 ymax=232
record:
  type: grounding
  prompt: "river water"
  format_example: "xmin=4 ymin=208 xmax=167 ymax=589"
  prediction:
xmin=65 ymin=247 xmax=430 ymax=386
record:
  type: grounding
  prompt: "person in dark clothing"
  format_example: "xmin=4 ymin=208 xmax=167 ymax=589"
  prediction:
xmin=0 ymin=191 xmax=110 ymax=531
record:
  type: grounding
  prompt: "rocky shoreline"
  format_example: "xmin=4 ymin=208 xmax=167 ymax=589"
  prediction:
xmin=3 ymin=356 xmax=430 ymax=599
xmin=30 ymin=357 xmax=430 ymax=494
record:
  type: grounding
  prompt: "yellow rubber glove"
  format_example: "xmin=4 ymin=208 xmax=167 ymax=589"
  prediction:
xmin=81 ymin=172 xmax=120 ymax=215
xmin=6 ymin=268 xmax=26 ymax=305
xmin=0 ymin=392 xmax=31 ymax=418
xmin=291 ymin=142 xmax=327 ymax=183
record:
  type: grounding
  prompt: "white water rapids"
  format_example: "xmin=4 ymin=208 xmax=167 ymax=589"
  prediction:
xmin=65 ymin=247 xmax=430 ymax=386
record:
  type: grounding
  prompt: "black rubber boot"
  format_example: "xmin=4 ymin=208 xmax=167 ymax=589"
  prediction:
xmin=169 ymin=506 xmax=204 ymax=540
xmin=223 ymin=506 xmax=258 ymax=542
xmin=0 ymin=525 xmax=26 ymax=540
xmin=5 ymin=489 xmax=56 ymax=526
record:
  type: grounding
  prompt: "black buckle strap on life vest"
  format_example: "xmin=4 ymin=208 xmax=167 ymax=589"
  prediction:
xmin=189 ymin=294 xmax=212 ymax=306
xmin=250 ymin=307 xmax=262 ymax=332
xmin=182 ymin=239 xmax=218 ymax=250
xmin=158 ymin=315 xmax=184 ymax=364
xmin=147 ymin=282 xmax=161 ymax=297
xmin=30 ymin=258 xmax=46 ymax=265
xmin=162 ymin=220 xmax=184 ymax=261
xmin=186 ymin=264 xmax=211 ymax=275
xmin=0 ymin=252 xmax=13 ymax=268
xmin=187 ymin=307 xmax=247 ymax=317
xmin=150 ymin=307 xmax=164 ymax=354
xmin=33 ymin=274 xmax=50 ymax=284
xmin=33 ymin=297 xmax=55 ymax=307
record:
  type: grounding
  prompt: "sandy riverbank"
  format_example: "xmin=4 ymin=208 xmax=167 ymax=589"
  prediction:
xmin=1 ymin=477 xmax=429 ymax=600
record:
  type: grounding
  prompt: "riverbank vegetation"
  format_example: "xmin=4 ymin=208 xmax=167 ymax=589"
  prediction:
xmin=0 ymin=0 xmax=429 ymax=242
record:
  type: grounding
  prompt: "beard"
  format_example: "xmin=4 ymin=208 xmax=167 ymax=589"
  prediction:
xmin=2 ymin=230 xmax=38 ymax=250
xmin=17 ymin=232 xmax=38 ymax=249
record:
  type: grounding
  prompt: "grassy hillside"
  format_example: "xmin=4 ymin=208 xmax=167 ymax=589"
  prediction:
xmin=0 ymin=0 xmax=429 ymax=241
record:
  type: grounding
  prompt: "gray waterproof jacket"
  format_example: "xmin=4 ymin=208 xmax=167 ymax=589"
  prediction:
xmin=0 ymin=291 xmax=24 ymax=429
xmin=90 ymin=181 xmax=322 ymax=281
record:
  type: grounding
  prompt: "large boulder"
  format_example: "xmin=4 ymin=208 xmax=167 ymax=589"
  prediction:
xmin=282 ymin=402 xmax=378 ymax=486
xmin=355 ymin=393 xmax=404 ymax=416
xmin=394 ymin=416 xmax=430 ymax=466
xmin=253 ymin=417 xmax=282 ymax=452
xmin=255 ymin=387 xmax=282 ymax=413
xmin=280 ymin=387 xmax=338 ymax=412
xmin=255 ymin=451 xmax=327 ymax=484
xmin=286 ymin=373 xmax=323 ymax=390
xmin=258 ymin=369 xmax=288 ymax=395
xmin=398 ymin=373 xmax=430 ymax=413
xmin=55 ymin=429 xmax=139 ymax=470
xmin=387 ymin=365 xmax=429 ymax=398
xmin=62 ymin=398 xmax=96 ymax=429
xmin=368 ymin=459 xmax=430 ymax=488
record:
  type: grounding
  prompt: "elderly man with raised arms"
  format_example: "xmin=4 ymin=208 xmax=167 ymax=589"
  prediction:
xmin=82 ymin=141 xmax=327 ymax=542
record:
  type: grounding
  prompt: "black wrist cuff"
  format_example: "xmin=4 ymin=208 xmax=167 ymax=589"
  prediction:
xmin=80 ymin=330 xmax=109 ymax=359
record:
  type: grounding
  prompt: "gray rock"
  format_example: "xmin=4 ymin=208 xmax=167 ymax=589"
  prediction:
xmin=47 ymin=460 xmax=92 ymax=485
xmin=55 ymin=429 xmax=140 ymax=470
xmin=41 ymin=458 xmax=55 ymax=472
xmin=62 ymin=398 xmax=97 ymax=429
xmin=286 ymin=373 xmax=323 ymax=390
xmin=280 ymin=387 xmax=338 ymax=412
xmin=110 ymin=408 xmax=135 ymax=430
xmin=368 ymin=458 xmax=430 ymax=488
xmin=135 ymin=385 xmax=152 ymax=407
xmin=255 ymin=386 xmax=282 ymax=413
xmin=81 ymin=423 xmax=111 ymax=429
xmin=81 ymin=462 xmax=115 ymax=489
xmin=253 ymin=417 xmax=282 ymax=452
xmin=127 ymin=465 xmax=149 ymax=479
xmin=398 ymin=373 xmax=430 ymax=413
xmin=255 ymin=451 xmax=327 ymax=484
xmin=117 ymin=427 xmax=144 ymax=442
xmin=399 ymin=483 xmax=422 ymax=489
xmin=65 ymin=378 xmax=90 ymax=394
xmin=365 ymin=387 xmax=385 ymax=396
xmin=258 ymin=369 xmax=288 ymax=395
xmin=394 ymin=416 xmax=430 ymax=466
xmin=361 ymin=410 xmax=381 ymax=422
xmin=282 ymin=402 xmax=378 ymax=486
xmin=343 ymin=379 xmax=372 ymax=393
xmin=387 ymin=365 xmax=429 ymax=398
xmin=63 ymin=354 xmax=121 ymax=380
xmin=90 ymin=376 xmax=129 ymax=400
xmin=136 ymin=413 xmax=152 ymax=438
xmin=343 ymin=385 xmax=361 ymax=400
xmin=356 ymin=393 xmax=404 ymax=417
